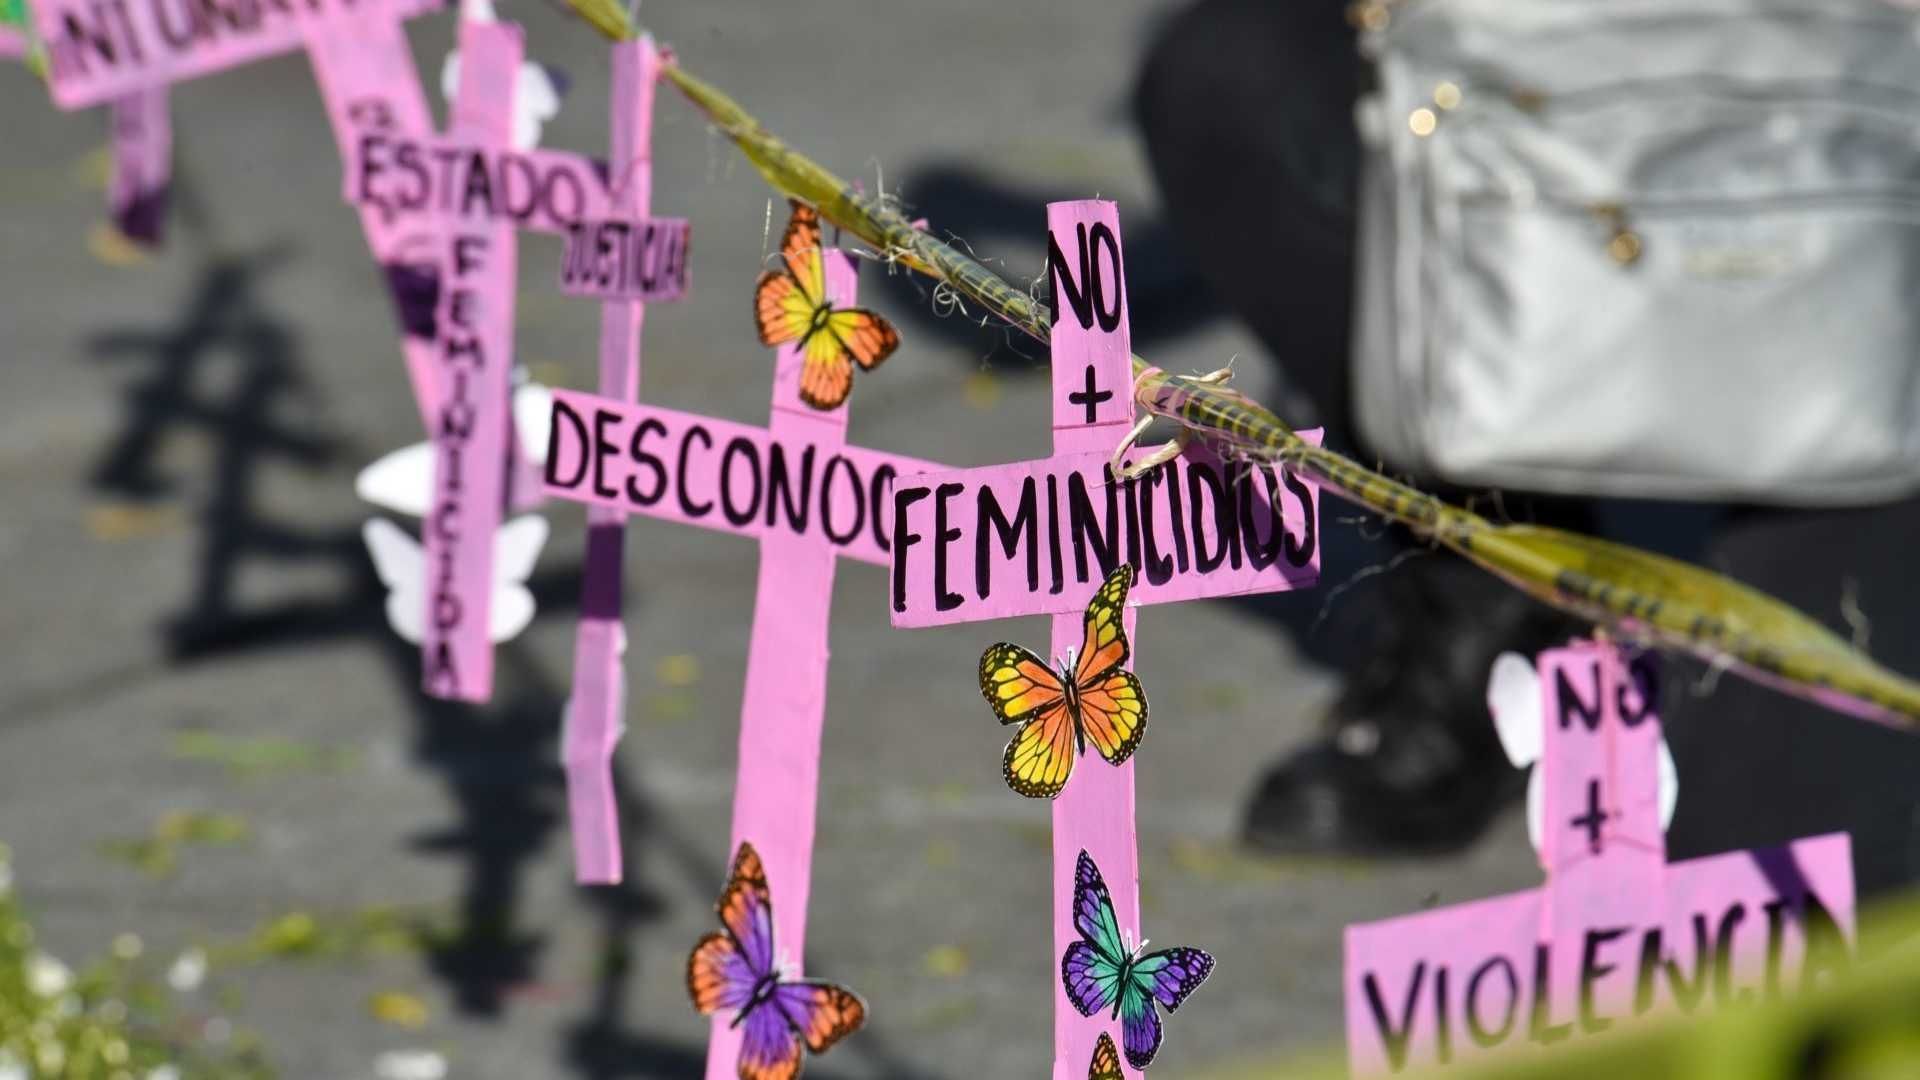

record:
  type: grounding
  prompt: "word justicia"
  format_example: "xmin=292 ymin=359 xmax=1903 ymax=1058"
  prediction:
xmin=560 ymin=218 xmax=692 ymax=301
xmin=424 ymin=234 xmax=491 ymax=695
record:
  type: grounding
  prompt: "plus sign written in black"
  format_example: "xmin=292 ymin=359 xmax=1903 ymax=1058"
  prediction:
xmin=1570 ymin=778 xmax=1610 ymax=855
xmin=1067 ymin=363 xmax=1113 ymax=424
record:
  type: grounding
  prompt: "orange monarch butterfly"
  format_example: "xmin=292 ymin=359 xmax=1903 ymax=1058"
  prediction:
xmin=978 ymin=563 xmax=1149 ymax=799
xmin=753 ymin=200 xmax=899 ymax=410
xmin=1088 ymin=1032 xmax=1124 ymax=1079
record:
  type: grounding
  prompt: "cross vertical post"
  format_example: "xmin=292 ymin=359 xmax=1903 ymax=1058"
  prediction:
xmin=1045 ymin=200 xmax=1143 ymax=1079
xmin=887 ymin=200 xmax=1322 ymax=1076
xmin=564 ymin=35 xmax=662 ymax=885
xmin=107 ymin=87 xmax=170 ymax=245
xmin=1537 ymin=644 xmax=1666 ymax=1028
xmin=417 ymin=18 xmax=520 ymax=702
xmin=699 ymin=248 xmax=864 ymax=1079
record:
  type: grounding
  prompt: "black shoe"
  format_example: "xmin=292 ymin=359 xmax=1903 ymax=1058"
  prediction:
xmin=1241 ymin=557 xmax=1575 ymax=856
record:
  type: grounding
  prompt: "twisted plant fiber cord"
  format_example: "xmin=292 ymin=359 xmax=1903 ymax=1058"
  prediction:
xmin=565 ymin=1 xmax=1920 ymax=725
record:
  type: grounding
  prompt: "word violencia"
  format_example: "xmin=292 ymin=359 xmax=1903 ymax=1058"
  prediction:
xmin=34 ymin=0 xmax=441 ymax=108
xmin=559 ymin=218 xmax=691 ymax=302
xmin=888 ymin=445 xmax=1320 ymax=626
xmin=1353 ymin=884 xmax=1852 ymax=1073
xmin=347 ymin=130 xmax=613 ymax=234
xmin=541 ymin=390 xmax=935 ymax=568
xmin=1343 ymin=641 xmax=1858 ymax=1076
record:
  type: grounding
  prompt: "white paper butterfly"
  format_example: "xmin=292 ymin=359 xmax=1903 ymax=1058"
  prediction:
xmin=355 ymin=377 xmax=554 ymax=519
xmin=362 ymin=515 xmax=548 ymax=645
xmin=560 ymin=623 xmax=628 ymax=768
xmin=1487 ymin=651 xmax=1679 ymax=857
xmin=440 ymin=32 xmax=564 ymax=152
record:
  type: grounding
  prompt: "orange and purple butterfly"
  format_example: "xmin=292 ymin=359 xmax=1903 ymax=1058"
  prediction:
xmin=753 ymin=200 xmax=899 ymax=411
xmin=1089 ymin=1032 xmax=1124 ymax=1079
xmin=687 ymin=842 xmax=867 ymax=1080
xmin=978 ymin=563 xmax=1149 ymax=799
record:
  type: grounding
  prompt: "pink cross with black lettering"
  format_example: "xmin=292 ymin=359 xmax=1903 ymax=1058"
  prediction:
xmin=887 ymin=200 xmax=1323 ymax=1077
xmin=1343 ymin=640 xmax=1856 ymax=1075
xmin=540 ymin=224 xmax=947 ymax=1080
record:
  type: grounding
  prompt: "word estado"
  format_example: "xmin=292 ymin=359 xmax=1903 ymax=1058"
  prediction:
xmin=348 ymin=130 xmax=612 ymax=234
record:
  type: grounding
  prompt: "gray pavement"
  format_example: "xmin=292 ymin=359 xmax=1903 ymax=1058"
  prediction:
xmin=0 ymin=3 xmax=1540 ymax=1076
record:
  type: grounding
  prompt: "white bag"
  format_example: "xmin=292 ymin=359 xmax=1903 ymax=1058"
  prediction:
xmin=1353 ymin=0 xmax=1920 ymax=504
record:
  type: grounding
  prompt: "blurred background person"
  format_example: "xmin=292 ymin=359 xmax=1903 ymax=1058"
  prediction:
xmin=1135 ymin=0 xmax=1920 ymax=896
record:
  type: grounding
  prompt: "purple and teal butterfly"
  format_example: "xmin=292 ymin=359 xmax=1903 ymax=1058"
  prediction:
xmin=1061 ymin=850 xmax=1215 ymax=1070
xmin=686 ymin=842 xmax=867 ymax=1080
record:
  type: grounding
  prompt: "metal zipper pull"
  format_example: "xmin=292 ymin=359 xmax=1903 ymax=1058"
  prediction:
xmin=1591 ymin=202 xmax=1644 ymax=266
xmin=1508 ymin=87 xmax=1548 ymax=113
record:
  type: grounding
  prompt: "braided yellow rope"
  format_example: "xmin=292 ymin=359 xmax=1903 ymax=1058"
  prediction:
xmin=565 ymin=1 xmax=1920 ymax=726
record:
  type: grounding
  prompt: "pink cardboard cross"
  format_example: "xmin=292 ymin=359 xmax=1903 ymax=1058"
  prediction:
xmin=551 ymin=34 xmax=691 ymax=886
xmin=327 ymin=6 xmax=626 ymax=430
xmin=1342 ymin=640 xmax=1856 ymax=1075
xmin=540 ymin=239 xmax=945 ymax=1078
xmin=886 ymin=201 xmax=1323 ymax=1077
xmin=335 ymin=10 xmax=652 ymax=703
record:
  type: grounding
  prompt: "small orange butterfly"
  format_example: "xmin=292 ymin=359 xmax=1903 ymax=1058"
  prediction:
xmin=753 ymin=200 xmax=899 ymax=410
xmin=1089 ymin=1032 xmax=1124 ymax=1079
xmin=979 ymin=563 xmax=1149 ymax=799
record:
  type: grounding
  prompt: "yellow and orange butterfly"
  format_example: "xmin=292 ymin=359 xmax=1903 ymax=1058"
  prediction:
xmin=978 ymin=563 xmax=1149 ymax=799
xmin=1088 ymin=1033 xmax=1124 ymax=1080
xmin=753 ymin=200 xmax=899 ymax=410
